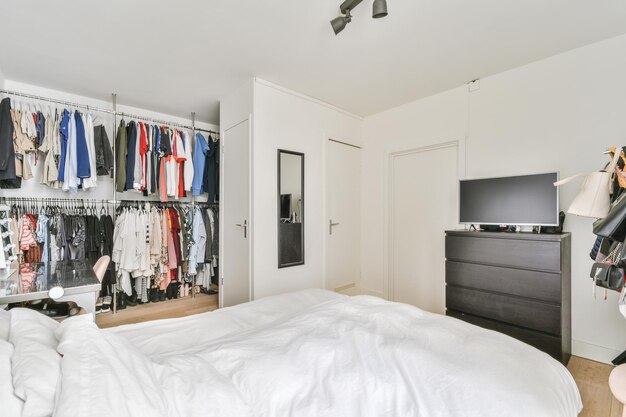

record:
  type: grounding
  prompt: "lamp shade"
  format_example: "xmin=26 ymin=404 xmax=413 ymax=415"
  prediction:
xmin=331 ymin=16 xmax=350 ymax=35
xmin=372 ymin=0 xmax=388 ymax=18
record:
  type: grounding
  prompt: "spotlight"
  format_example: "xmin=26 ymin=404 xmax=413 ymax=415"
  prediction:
xmin=330 ymin=0 xmax=388 ymax=35
xmin=331 ymin=10 xmax=352 ymax=35
xmin=372 ymin=0 xmax=388 ymax=18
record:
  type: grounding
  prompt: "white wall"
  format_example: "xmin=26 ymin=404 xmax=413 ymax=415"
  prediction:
xmin=252 ymin=79 xmax=362 ymax=299
xmin=0 ymin=80 xmax=217 ymax=202
xmin=361 ymin=33 xmax=626 ymax=363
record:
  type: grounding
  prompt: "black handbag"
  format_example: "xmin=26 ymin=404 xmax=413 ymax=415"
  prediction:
xmin=593 ymin=193 xmax=626 ymax=241
xmin=590 ymin=262 xmax=625 ymax=290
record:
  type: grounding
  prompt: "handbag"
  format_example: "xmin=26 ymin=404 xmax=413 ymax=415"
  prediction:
xmin=590 ymin=242 xmax=626 ymax=295
xmin=554 ymin=150 xmax=620 ymax=219
xmin=590 ymin=262 xmax=625 ymax=291
xmin=593 ymin=192 xmax=626 ymax=241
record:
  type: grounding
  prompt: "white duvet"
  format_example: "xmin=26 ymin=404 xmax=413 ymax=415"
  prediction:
xmin=54 ymin=291 xmax=582 ymax=417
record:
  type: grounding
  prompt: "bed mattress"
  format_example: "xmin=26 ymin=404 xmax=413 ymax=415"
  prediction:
xmin=53 ymin=289 xmax=582 ymax=417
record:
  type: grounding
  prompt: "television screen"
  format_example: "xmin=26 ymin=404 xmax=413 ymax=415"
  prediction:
xmin=459 ymin=172 xmax=559 ymax=226
xmin=280 ymin=194 xmax=292 ymax=219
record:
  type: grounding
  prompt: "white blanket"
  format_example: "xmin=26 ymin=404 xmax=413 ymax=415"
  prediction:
xmin=54 ymin=292 xmax=582 ymax=417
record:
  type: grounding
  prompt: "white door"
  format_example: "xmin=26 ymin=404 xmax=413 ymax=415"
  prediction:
xmin=220 ymin=119 xmax=251 ymax=308
xmin=389 ymin=143 xmax=458 ymax=313
xmin=326 ymin=139 xmax=361 ymax=294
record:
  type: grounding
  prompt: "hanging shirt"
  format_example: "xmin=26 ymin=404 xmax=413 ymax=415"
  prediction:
xmin=203 ymin=136 xmax=218 ymax=203
xmin=35 ymin=112 xmax=45 ymax=146
xmin=94 ymin=124 xmax=114 ymax=176
xmin=58 ymin=109 xmax=70 ymax=183
xmin=182 ymin=131 xmax=194 ymax=192
xmin=125 ymin=121 xmax=137 ymax=191
xmin=81 ymin=113 xmax=97 ymax=189
xmin=0 ymin=98 xmax=18 ymax=188
xmin=39 ymin=111 xmax=61 ymax=187
xmin=11 ymin=109 xmax=34 ymax=181
xmin=188 ymin=207 xmax=207 ymax=275
xmin=115 ymin=120 xmax=128 ymax=192
xmin=62 ymin=111 xmax=79 ymax=191
xmin=75 ymin=111 xmax=90 ymax=180
xmin=192 ymin=133 xmax=208 ymax=196
xmin=166 ymin=130 xmax=178 ymax=198
xmin=20 ymin=110 xmax=37 ymax=141
xmin=139 ymin=122 xmax=148 ymax=191
xmin=133 ymin=122 xmax=142 ymax=191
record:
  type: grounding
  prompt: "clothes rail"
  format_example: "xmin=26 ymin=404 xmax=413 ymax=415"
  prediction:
xmin=0 ymin=197 xmax=113 ymax=204
xmin=110 ymin=199 xmax=217 ymax=206
xmin=117 ymin=111 xmax=219 ymax=136
xmin=0 ymin=88 xmax=219 ymax=136
xmin=0 ymin=88 xmax=115 ymax=115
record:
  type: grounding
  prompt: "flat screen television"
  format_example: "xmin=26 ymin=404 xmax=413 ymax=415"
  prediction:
xmin=459 ymin=172 xmax=559 ymax=226
xmin=280 ymin=194 xmax=292 ymax=219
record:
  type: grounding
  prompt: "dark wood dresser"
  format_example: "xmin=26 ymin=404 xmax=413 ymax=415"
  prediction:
xmin=445 ymin=230 xmax=571 ymax=365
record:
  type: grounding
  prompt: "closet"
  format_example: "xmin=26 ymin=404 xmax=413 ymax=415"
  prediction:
xmin=0 ymin=87 xmax=222 ymax=323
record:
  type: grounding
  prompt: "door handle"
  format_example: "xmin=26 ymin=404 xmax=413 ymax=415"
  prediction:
xmin=329 ymin=220 xmax=340 ymax=235
xmin=236 ymin=220 xmax=247 ymax=238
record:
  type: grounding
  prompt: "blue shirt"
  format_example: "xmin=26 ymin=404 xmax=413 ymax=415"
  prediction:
xmin=75 ymin=111 xmax=90 ymax=179
xmin=192 ymin=133 xmax=209 ymax=196
xmin=58 ymin=109 xmax=70 ymax=182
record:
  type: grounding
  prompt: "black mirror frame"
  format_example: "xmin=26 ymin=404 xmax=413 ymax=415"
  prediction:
xmin=277 ymin=149 xmax=305 ymax=268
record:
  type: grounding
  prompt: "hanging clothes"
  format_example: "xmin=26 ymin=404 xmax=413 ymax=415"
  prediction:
xmin=203 ymin=136 xmax=219 ymax=203
xmin=115 ymin=120 xmax=127 ymax=192
xmin=74 ymin=111 xmax=90 ymax=181
xmin=191 ymin=132 xmax=208 ymax=196
xmin=0 ymin=97 xmax=19 ymax=189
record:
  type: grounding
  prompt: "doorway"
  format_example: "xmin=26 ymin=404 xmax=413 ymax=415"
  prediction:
xmin=325 ymin=139 xmax=361 ymax=295
xmin=387 ymin=142 xmax=458 ymax=313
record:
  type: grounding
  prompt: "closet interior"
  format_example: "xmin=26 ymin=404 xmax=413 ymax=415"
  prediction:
xmin=0 ymin=88 xmax=221 ymax=324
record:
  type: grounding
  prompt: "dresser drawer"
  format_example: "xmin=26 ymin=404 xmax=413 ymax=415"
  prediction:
xmin=446 ymin=286 xmax=561 ymax=335
xmin=446 ymin=261 xmax=561 ymax=303
xmin=446 ymin=310 xmax=564 ymax=363
xmin=445 ymin=235 xmax=561 ymax=272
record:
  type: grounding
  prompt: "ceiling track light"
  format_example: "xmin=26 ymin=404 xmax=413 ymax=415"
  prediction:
xmin=330 ymin=0 xmax=388 ymax=35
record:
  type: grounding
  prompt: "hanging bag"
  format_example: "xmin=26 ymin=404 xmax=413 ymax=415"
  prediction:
xmin=590 ymin=243 xmax=626 ymax=293
xmin=554 ymin=149 xmax=621 ymax=219
xmin=593 ymin=192 xmax=626 ymax=241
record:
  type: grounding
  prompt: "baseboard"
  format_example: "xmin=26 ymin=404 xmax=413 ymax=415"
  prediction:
xmin=334 ymin=283 xmax=359 ymax=295
xmin=360 ymin=288 xmax=385 ymax=299
xmin=572 ymin=339 xmax=622 ymax=365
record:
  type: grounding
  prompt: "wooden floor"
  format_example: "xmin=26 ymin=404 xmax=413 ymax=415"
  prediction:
xmin=568 ymin=356 xmax=622 ymax=417
xmin=95 ymin=293 xmax=218 ymax=328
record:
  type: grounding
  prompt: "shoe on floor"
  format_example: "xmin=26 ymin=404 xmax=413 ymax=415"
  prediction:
xmin=101 ymin=296 xmax=111 ymax=313
xmin=95 ymin=297 xmax=103 ymax=314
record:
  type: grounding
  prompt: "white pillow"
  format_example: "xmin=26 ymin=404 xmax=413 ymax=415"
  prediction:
xmin=0 ymin=309 xmax=10 ymax=341
xmin=0 ymin=340 xmax=24 ymax=417
xmin=9 ymin=308 xmax=61 ymax=417
xmin=54 ymin=314 xmax=168 ymax=417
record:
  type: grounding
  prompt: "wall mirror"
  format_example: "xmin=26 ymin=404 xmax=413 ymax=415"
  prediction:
xmin=278 ymin=149 xmax=304 ymax=268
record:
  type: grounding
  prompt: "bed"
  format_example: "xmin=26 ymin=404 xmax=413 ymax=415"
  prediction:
xmin=3 ymin=289 xmax=582 ymax=417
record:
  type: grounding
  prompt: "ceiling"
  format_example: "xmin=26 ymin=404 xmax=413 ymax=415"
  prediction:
xmin=1 ymin=1 xmax=626 ymax=124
